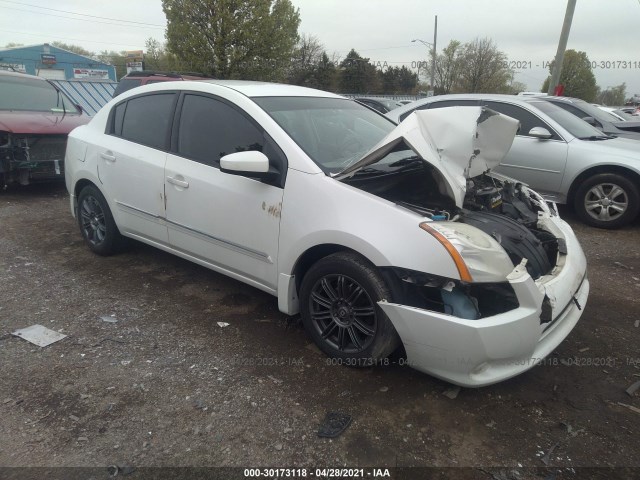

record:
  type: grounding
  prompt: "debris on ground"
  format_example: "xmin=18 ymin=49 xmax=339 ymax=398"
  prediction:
xmin=317 ymin=411 xmax=352 ymax=438
xmin=443 ymin=386 xmax=461 ymax=399
xmin=625 ymin=380 xmax=640 ymax=397
xmin=217 ymin=322 xmax=230 ymax=328
xmin=541 ymin=442 xmax=559 ymax=466
xmin=12 ymin=324 xmax=66 ymax=347
xmin=613 ymin=261 xmax=633 ymax=270
xmin=100 ymin=315 xmax=118 ymax=323
xmin=617 ymin=402 xmax=640 ymax=415
xmin=379 ymin=386 xmax=389 ymax=392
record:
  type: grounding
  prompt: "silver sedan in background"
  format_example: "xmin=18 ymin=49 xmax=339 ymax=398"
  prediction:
xmin=387 ymin=94 xmax=640 ymax=229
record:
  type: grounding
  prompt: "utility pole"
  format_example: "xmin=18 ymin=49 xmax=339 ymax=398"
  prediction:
xmin=412 ymin=15 xmax=438 ymax=96
xmin=431 ymin=15 xmax=437 ymax=96
xmin=547 ymin=0 xmax=577 ymax=95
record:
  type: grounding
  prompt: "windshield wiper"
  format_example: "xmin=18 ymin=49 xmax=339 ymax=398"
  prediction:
xmin=388 ymin=156 xmax=422 ymax=168
xmin=578 ymin=135 xmax=614 ymax=141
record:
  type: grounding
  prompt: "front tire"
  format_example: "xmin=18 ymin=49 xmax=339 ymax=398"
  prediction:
xmin=77 ymin=185 xmax=125 ymax=255
xmin=574 ymin=173 xmax=639 ymax=229
xmin=300 ymin=252 xmax=400 ymax=364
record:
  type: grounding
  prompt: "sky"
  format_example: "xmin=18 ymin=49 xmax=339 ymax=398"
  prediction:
xmin=0 ymin=0 xmax=639 ymax=96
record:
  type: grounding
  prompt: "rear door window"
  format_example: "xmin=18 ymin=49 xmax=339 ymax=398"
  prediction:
xmin=118 ymin=93 xmax=176 ymax=150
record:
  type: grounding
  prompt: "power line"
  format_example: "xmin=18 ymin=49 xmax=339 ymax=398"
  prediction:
xmin=0 ymin=0 xmax=165 ymax=27
xmin=0 ymin=5 xmax=164 ymax=29
xmin=0 ymin=28 xmax=149 ymax=49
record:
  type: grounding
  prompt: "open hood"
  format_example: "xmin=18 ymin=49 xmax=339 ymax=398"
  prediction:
xmin=337 ymin=107 xmax=519 ymax=207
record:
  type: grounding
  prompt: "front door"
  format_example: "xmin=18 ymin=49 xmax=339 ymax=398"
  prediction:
xmin=164 ymin=93 xmax=285 ymax=291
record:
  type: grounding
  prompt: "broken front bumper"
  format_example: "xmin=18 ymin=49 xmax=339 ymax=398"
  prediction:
xmin=0 ymin=134 xmax=66 ymax=185
xmin=379 ymin=217 xmax=589 ymax=387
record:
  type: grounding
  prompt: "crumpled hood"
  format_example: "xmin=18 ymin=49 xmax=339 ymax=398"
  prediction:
xmin=337 ymin=107 xmax=519 ymax=207
xmin=0 ymin=111 xmax=88 ymax=135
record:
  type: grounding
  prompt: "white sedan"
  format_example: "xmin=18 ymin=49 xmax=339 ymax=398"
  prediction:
xmin=65 ymin=81 xmax=588 ymax=387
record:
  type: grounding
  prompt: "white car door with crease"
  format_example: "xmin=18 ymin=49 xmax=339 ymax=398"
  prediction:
xmin=164 ymin=93 xmax=284 ymax=292
xmin=97 ymin=92 xmax=174 ymax=244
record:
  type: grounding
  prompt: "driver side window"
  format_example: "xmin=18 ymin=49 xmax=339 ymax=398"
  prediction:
xmin=176 ymin=94 xmax=286 ymax=182
xmin=483 ymin=101 xmax=561 ymax=140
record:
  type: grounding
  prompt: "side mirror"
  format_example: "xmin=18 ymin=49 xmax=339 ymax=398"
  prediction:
xmin=220 ymin=150 xmax=280 ymax=182
xmin=581 ymin=116 xmax=598 ymax=127
xmin=75 ymin=104 xmax=83 ymax=114
xmin=221 ymin=150 xmax=269 ymax=173
xmin=528 ymin=127 xmax=553 ymax=139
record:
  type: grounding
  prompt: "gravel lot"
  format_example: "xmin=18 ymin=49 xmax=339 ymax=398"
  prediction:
xmin=0 ymin=183 xmax=639 ymax=479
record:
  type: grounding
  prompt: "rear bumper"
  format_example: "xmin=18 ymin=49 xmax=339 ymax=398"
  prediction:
xmin=379 ymin=217 xmax=588 ymax=387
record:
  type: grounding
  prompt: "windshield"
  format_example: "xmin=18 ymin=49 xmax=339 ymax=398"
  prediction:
xmin=529 ymin=100 xmax=605 ymax=139
xmin=569 ymin=100 xmax=620 ymax=124
xmin=252 ymin=96 xmax=396 ymax=173
xmin=0 ymin=75 xmax=78 ymax=113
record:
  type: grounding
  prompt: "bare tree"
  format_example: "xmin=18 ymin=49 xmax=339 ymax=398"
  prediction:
xmin=458 ymin=38 xmax=513 ymax=93
xmin=431 ymin=40 xmax=464 ymax=94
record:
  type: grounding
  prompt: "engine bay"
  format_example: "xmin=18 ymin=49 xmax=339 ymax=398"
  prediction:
xmin=342 ymin=162 xmax=561 ymax=280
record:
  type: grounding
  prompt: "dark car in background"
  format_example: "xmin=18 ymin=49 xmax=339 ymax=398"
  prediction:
xmin=112 ymin=71 xmax=213 ymax=98
xmin=0 ymin=70 xmax=88 ymax=187
xmin=354 ymin=97 xmax=404 ymax=114
xmin=540 ymin=96 xmax=640 ymax=140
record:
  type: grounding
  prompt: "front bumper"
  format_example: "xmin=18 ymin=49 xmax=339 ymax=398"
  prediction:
xmin=0 ymin=134 xmax=66 ymax=185
xmin=379 ymin=217 xmax=589 ymax=387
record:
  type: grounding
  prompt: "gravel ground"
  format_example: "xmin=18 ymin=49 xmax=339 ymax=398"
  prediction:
xmin=0 ymin=183 xmax=638 ymax=479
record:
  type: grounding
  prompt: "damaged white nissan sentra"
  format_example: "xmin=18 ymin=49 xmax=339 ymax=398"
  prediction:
xmin=65 ymin=81 xmax=589 ymax=386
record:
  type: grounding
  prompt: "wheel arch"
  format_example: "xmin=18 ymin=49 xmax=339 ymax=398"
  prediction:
xmin=73 ymin=178 xmax=100 ymax=216
xmin=281 ymin=243 xmax=404 ymax=316
xmin=567 ymin=165 xmax=640 ymax=204
xmin=292 ymin=244 xmax=366 ymax=293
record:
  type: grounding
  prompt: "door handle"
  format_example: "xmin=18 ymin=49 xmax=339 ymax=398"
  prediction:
xmin=167 ymin=176 xmax=189 ymax=189
xmin=100 ymin=152 xmax=116 ymax=162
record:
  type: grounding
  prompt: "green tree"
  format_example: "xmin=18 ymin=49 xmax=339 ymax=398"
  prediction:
xmin=381 ymin=66 xmax=418 ymax=94
xmin=595 ymin=82 xmax=626 ymax=106
xmin=541 ymin=50 xmax=597 ymax=101
xmin=314 ymin=52 xmax=338 ymax=91
xmin=144 ymin=38 xmax=186 ymax=72
xmin=287 ymin=34 xmax=324 ymax=86
xmin=458 ymin=38 xmax=513 ymax=93
xmin=96 ymin=50 xmax=128 ymax=79
xmin=338 ymin=49 xmax=380 ymax=94
xmin=431 ymin=40 xmax=464 ymax=94
xmin=162 ymin=0 xmax=300 ymax=81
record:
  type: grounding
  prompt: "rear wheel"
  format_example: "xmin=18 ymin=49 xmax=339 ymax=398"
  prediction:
xmin=77 ymin=185 xmax=125 ymax=255
xmin=300 ymin=252 xmax=400 ymax=364
xmin=574 ymin=173 xmax=639 ymax=229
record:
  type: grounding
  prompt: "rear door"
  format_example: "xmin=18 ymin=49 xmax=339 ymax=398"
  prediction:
xmin=164 ymin=93 xmax=285 ymax=292
xmin=97 ymin=92 xmax=176 ymax=244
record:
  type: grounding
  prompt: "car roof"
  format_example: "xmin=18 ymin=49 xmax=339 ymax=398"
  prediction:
xmin=0 ymin=69 xmax=48 ymax=81
xmin=193 ymin=79 xmax=343 ymax=98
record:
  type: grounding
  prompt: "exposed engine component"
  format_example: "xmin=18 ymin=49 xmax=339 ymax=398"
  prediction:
xmin=0 ymin=133 xmax=66 ymax=186
xmin=464 ymin=174 xmax=539 ymax=226
xmin=342 ymin=162 xmax=560 ymax=280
